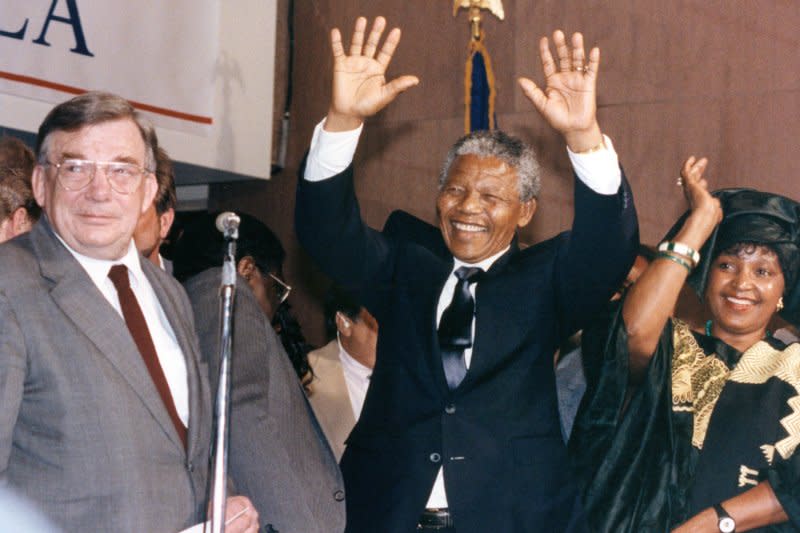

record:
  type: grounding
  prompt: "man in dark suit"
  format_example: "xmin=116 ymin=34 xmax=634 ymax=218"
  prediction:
xmin=0 ymin=92 xmax=257 ymax=532
xmin=295 ymin=16 xmax=638 ymax=533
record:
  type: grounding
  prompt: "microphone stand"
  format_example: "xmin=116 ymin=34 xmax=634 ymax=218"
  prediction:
xmin=208 ymin=223 xmax=238 ymax=533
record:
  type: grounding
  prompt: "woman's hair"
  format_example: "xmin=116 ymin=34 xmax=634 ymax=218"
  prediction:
xmin=271 ymin=303 xmax=314 ymax=388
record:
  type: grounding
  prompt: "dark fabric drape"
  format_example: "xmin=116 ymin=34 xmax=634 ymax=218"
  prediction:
xmin=571 ymin=312 xmax=800 ymax=532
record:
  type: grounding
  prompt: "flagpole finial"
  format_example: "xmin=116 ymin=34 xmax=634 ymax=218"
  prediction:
xmin=453 ymin=0 xmax=505 ymax=40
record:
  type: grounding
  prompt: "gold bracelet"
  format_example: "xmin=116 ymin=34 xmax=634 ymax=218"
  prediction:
xmin=572 ymin=137 xmax=606 ymax=154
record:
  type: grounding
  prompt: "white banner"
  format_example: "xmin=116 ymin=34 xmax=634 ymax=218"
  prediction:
xmin=0 ymin=0 xmax=217 ymax=128
xmin=0 ymin=0 xmax=277 ymax=180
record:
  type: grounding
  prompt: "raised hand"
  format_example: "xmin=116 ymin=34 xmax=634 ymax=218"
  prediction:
xmin=517 ymin=30 xmax=602 ymax=152
xmin=326 ymin=16 xmax=419 ymax=132
xmin=677 ymin=156 xmax=723 ymax=247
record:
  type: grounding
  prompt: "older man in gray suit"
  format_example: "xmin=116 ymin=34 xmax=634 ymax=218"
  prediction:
xmin=0 ymin=92 xmax=257 ymax=532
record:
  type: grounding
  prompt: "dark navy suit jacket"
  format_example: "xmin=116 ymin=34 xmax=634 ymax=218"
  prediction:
xmin=296 ymin=162 xmax=638 ymax=533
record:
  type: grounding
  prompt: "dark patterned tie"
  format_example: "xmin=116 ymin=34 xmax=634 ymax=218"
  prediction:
xmin=108 ymin=264 xmax=187 ymax=449
xmin=438 ymin=266 xmax=483 ymax=389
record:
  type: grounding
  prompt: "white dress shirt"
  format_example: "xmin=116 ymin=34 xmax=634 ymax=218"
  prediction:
xmin=303 ymin=116 xmax=622 ymax=509
xmin=57 ymin=236 xmax=190 ymax=427
xmin=337 ymin=337 xmax=372 ymax=420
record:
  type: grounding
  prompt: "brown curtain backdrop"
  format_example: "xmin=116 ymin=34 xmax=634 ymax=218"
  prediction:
xmin=211 ymin=0 xmax=800 ymax=346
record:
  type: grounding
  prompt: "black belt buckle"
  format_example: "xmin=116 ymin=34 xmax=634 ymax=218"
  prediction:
xmin=417 ymin=508 xmax=454 ymax=530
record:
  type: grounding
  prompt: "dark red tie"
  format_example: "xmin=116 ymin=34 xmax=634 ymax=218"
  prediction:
xmin=108 ymin=264 xmax=187 ymax=449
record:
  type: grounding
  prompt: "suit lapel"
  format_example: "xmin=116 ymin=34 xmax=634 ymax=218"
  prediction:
xmin=465 ymin=245 xmax=531 ymax=385
xmin=416 ymin=258 xmax=454 ymax=393
xmin=143 ymin=259 xmax=209 ymax=456
xmin=33 ymin=221 xmax=187 ymax=452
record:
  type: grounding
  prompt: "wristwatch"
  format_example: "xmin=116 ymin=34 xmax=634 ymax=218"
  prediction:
xmin=713 ymin=503 xmax=736 ymax=533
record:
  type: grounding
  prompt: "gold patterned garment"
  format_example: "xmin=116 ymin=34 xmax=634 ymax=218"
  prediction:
xmin=670 ymin=319 xmax=800 ymax=462
xmin=571 ymin=315 xmax=800 ymax=532
xmin=670 ymin=320 xmax=731 ymax=448
xmin=671 ymin=318 xmax=800 ymax=520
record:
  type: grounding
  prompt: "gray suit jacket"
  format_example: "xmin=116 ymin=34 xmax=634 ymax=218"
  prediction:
xmin=307 ymin=341 xmax=357 ymax=462
xmin=0 ymin=219 xmax=212 ymax=532
xmin=183 ymin=268 xmax=346 ymax=533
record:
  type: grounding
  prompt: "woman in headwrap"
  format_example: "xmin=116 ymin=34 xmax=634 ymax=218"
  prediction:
xmin=570 ymin=156 xmax=800 ymax=532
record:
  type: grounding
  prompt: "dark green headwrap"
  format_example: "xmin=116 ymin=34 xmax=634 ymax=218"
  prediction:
xmin=663 ymin=188 xmax=800 ymax=325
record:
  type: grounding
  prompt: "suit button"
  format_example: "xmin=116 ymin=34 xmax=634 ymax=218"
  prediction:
xmin=333 ymin=490 xmax=345 ymax=502
xmin=186 ymin=461 xmax=194 ymax=472
xmin=445 ymin=404 xmax=456 ymax=414
xmin=429 ymin=453 xmax=441 ymax=463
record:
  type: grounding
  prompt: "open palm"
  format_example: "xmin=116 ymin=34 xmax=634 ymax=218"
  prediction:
xmin=327 ymin=17 xmax=418 ymax=130
xmin=518 ymin=30 xmax=601 ymax=150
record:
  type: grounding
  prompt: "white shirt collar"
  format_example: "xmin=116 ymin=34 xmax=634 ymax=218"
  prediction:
xmin=55 ymin=232 xmax=145 ymax=289
xmin=451 ymin=245 xmax=510 ymax=274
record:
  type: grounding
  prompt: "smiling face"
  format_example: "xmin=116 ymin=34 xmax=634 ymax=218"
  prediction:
xmin=705 ymin=243 xmax=785 ymax=347
xmin=436 ymin=154 xmax=536 ymax=264
xmin=32 ymin=119 xmax=156 ymax=261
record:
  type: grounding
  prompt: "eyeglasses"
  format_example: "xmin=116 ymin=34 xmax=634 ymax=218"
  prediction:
xmin=268 ymin=273 xmax=292 ymax=304
xmin=44 ymin=158 xmax=151 ymax=195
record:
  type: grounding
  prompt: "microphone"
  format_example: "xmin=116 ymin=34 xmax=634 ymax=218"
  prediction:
xmin=215 ymin=211 xmax=240 ymax=240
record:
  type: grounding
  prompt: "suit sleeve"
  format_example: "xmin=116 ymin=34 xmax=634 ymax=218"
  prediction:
xmin=0 ymin=291 xmax=26 ymax=479
xmin=554 ymin=169 xmax=639 ymax=338
xmin=295 ymin=155 xmax=395 ymax=291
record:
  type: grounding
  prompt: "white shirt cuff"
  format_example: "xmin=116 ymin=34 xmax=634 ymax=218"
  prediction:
xmin=566 ymin=134 xmax=622 ymax=195
xmin=304 ymin=118 xmax=363 ymax=181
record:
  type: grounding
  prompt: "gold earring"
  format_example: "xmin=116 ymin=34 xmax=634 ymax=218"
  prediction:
xmin=777 ymin=297 xmax=785 ymax=312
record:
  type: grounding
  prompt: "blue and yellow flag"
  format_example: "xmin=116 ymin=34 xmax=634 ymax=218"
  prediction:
xmin=464 ymin=32 xmax=496 ymax=133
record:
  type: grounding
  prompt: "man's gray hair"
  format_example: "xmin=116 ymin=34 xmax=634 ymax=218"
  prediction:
xmin=36 ymin=91 xmax=157 ymax=172
xmin=438 ymin=130 xmax=541 ymax=201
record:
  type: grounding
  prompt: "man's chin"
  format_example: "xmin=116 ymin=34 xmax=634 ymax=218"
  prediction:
xmin=449 ymin=246 xmax=490 ymax=264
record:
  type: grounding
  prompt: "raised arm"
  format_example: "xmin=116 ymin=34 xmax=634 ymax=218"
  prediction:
xmin=623 ymin=156 xmax=722 ymax=380
xmin=324 ymin=16 xmax=419 ymax=132
xmin=517 ymin=30 xmax=602 ymax=152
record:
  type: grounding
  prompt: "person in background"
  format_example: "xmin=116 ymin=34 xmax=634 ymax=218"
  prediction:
xmin=171 ymin=211 xmax=347 ymax=533
xmin=308 ymin=286 xmax=378 ymax=460
xmin=0 ymin=135 xmax=40 ymax=242
xmin=555 ymin=244 xmax=655 ymax=440
xmin=134 ymin=146 xmax=176 ymax=270
xmin=170 ymin=210 xmax=313 ymax=384
xmin=572 ymin=157 xmax=800 ymax=531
